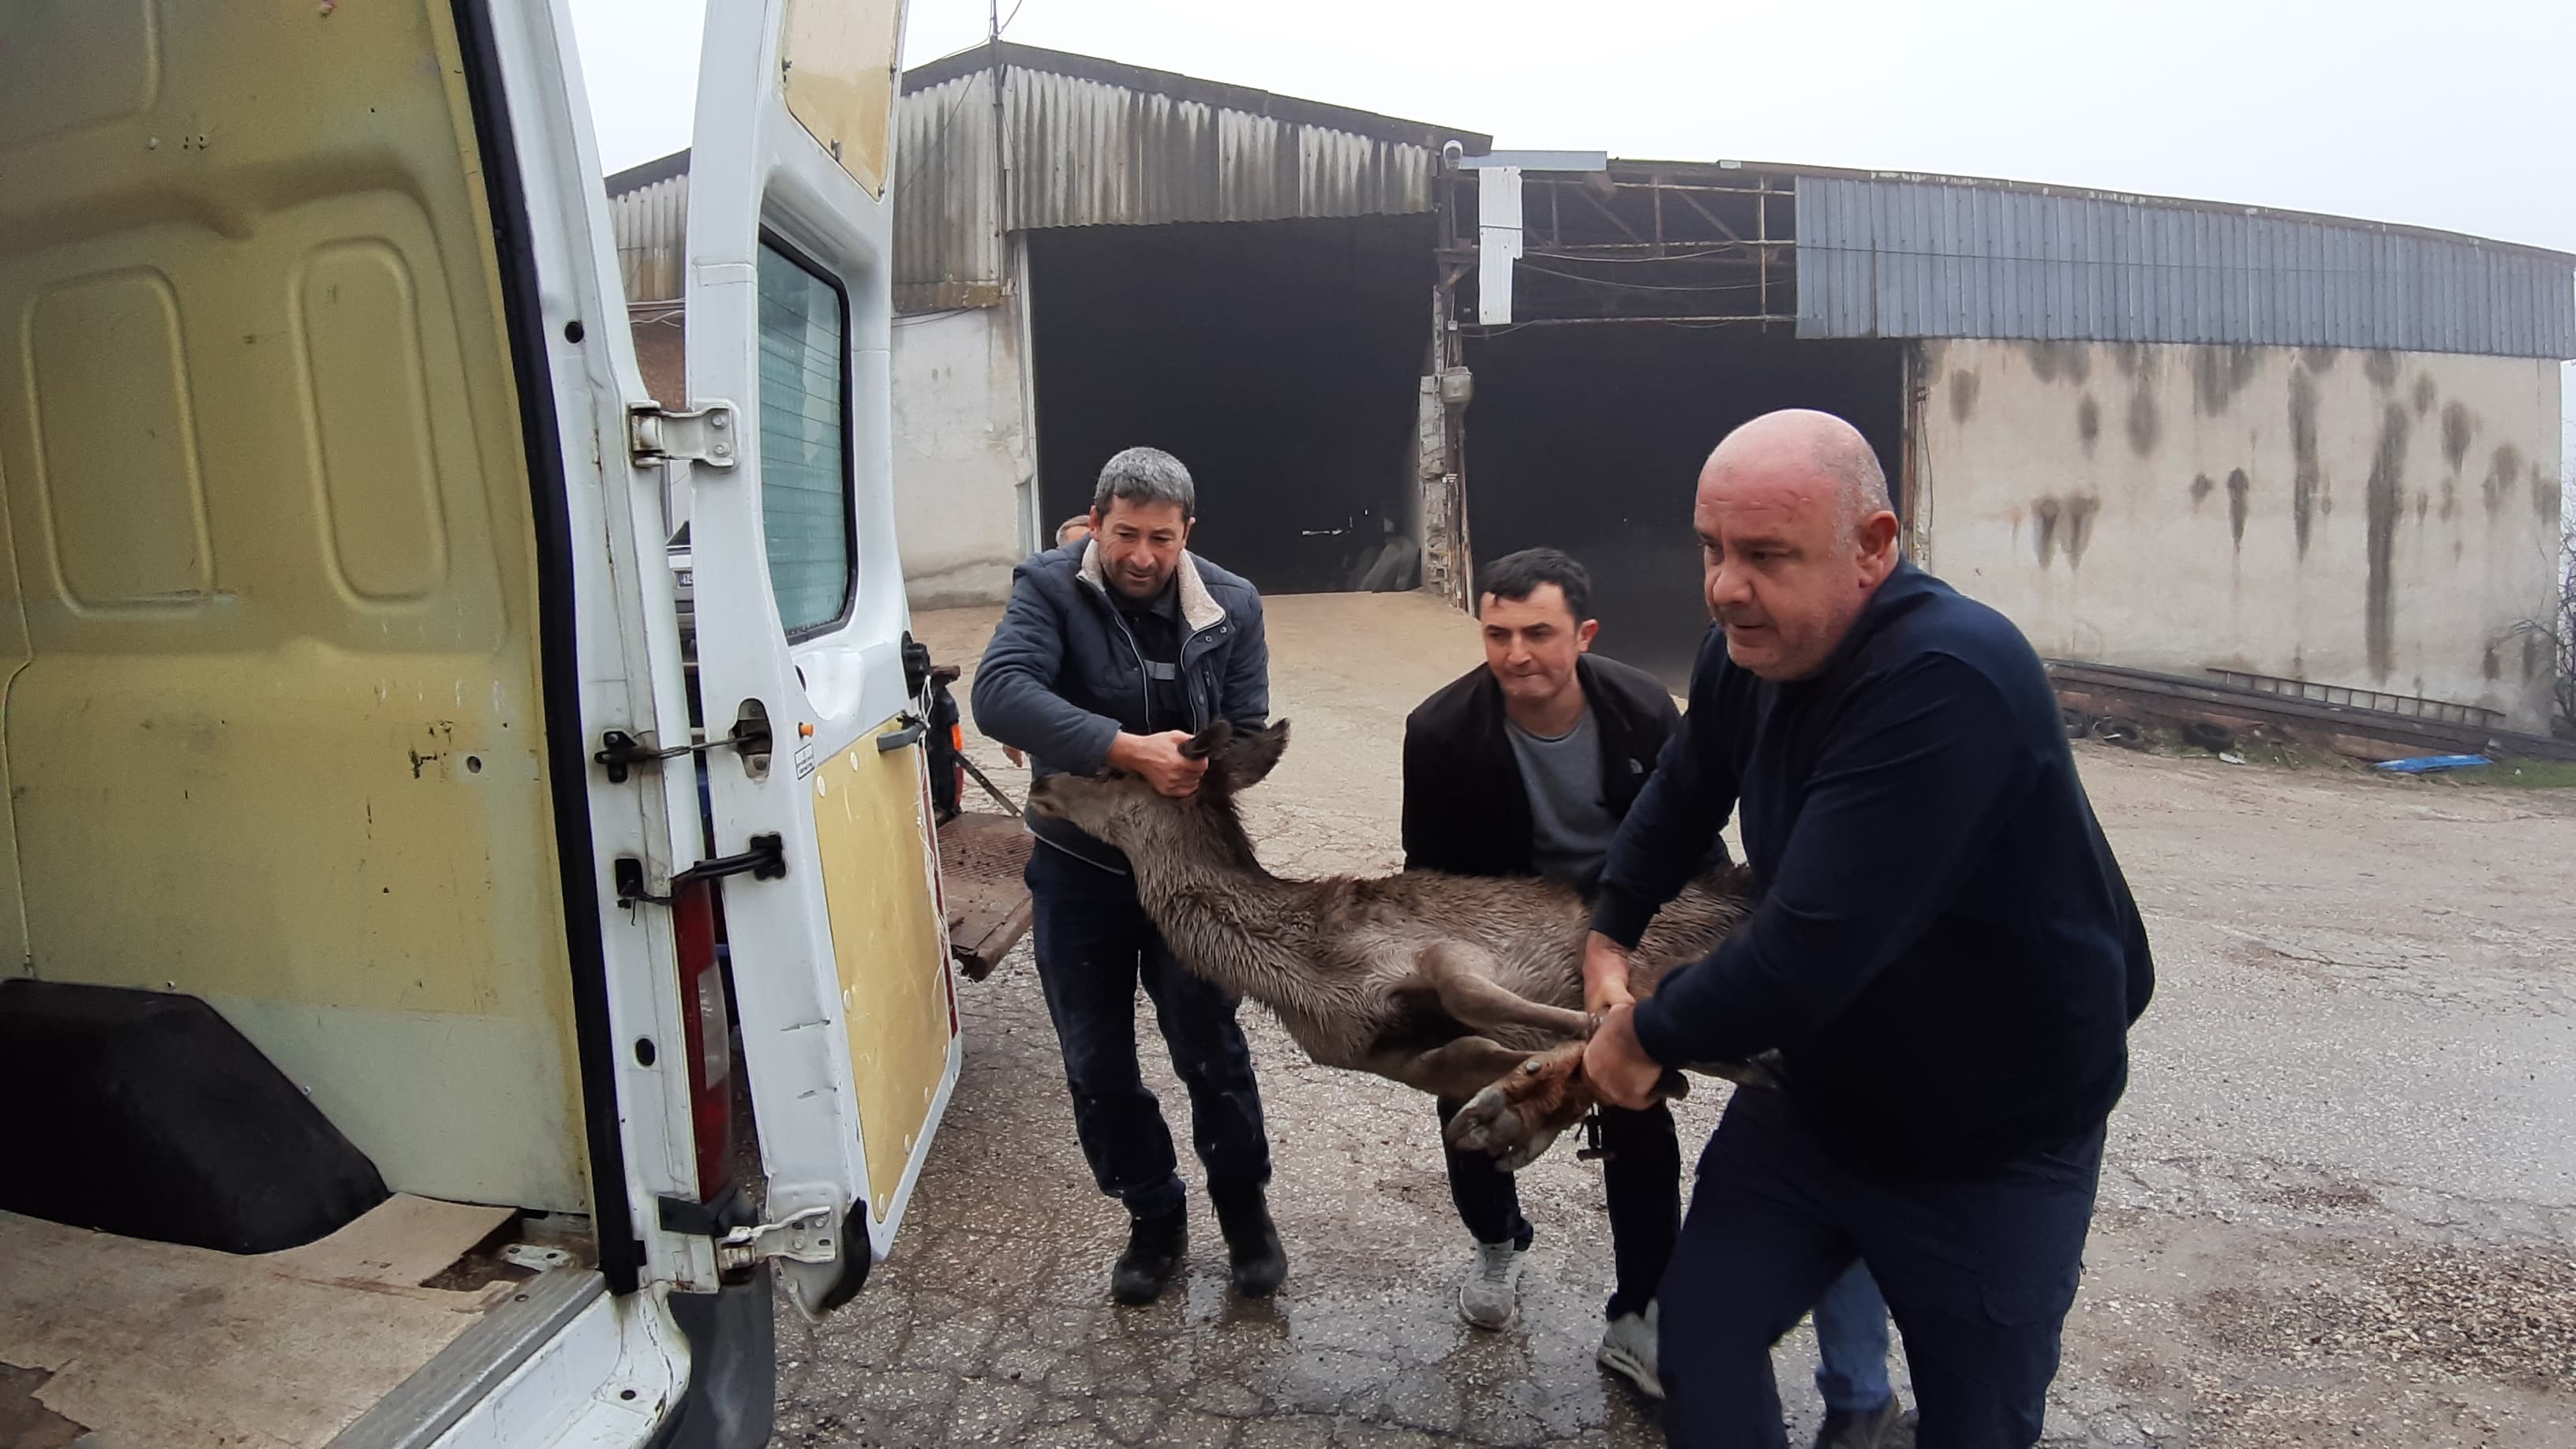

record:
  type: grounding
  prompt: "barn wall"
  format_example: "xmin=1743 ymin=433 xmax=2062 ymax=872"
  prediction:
xmin=1921 ymin=339 xmax=2564 ymax=731
xmin=891 ymin=306 xmax=1030 ymax=608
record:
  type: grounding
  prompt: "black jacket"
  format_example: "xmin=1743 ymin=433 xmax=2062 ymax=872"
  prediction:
xmin=974 ymin=541 xmax=1268 ymax=872
xmin=1402 ymin=653 xmax=1690 ymax=883
xmin=1593 ymin=564 xmax=2155 ymax=1178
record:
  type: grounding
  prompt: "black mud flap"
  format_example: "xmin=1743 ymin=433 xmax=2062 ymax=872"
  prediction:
xmin=651 ymin=1274 xmax=775 ymax=1449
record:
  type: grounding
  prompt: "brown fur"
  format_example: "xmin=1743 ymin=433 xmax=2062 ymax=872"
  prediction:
xmin=1026 ymin=721 xmax=1766 ymax=1169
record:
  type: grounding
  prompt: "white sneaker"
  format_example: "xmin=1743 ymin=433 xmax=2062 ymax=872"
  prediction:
xmin=1455 ymin=1240 xmax=1525 ymax=1330
xmin=1597 ymin=1301 xmax=1664 ymax=1399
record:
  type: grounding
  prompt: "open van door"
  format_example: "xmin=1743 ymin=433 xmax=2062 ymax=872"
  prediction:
xmin=676 ymin=0 xmax=959 ymax=1318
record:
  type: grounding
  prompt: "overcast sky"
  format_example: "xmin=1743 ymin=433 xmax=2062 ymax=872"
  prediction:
xmin=569 ymin=0 xmax=2576 ymax=255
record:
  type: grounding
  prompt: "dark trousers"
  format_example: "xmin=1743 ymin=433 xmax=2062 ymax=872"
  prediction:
xmin=1659 ymin=1088 xmax=2104 ymax=1449
xmin=1436 ymin=1094 xmax=1681 ymax=1320
xmin=1027 ymin=844 xmax=1271 ymax=1221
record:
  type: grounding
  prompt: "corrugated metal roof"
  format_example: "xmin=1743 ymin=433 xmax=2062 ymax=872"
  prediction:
xmin=610 ymin=167 xmax=688 ymax=303
xmin=610 ymin=44 xmax=1481 ymax=315
xmin=893 ymin=67 xmax=1002 ymax=310
xmin=894 ymin=44 xmax=1476 ymax=309
xmin=998 ymin=68 xmax=1440 ymax=230
xmin=1794 ymin=174 xmax=2576 ymax=359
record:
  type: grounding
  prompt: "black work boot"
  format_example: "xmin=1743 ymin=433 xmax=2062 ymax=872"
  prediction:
xmin=1210 ymin=1183 xmax=1288 ymax=1298
xmin=1110 ymin=1204 xmax=1187 ymax=1305
xmin=1812 ymin=1399 xmax=1902 ymax=1449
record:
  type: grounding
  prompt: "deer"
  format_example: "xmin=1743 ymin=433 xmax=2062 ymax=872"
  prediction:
xmin=1023 ymin=717 xmax=1776 ymax=1171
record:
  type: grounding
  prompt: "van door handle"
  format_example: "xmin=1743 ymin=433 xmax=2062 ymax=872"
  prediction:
xmin=614 ymin=833 xmax=787 ymax=907
xmin=876 ymin=717 xmax=927 ymax=753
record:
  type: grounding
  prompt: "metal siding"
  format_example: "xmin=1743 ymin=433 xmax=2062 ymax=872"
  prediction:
xmin=891 ymin=69 xmax=1002 ymax=306
xmin=608 ymin=171 xmax=688 ymax=303
xmin=1799 ymin=175 xmax=2576 ymax=359
xmin=981 ymin=64 xmax=1435 ymax=234
xmin=882 ymin=62 xmax=1433 ymax=307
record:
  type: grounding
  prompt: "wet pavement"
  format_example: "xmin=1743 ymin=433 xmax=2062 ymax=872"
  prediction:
xmin=771 ymin=593 xmax=2576 ymax=1447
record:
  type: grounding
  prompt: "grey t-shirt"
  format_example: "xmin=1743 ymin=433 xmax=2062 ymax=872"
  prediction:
xmin=1505 ymin=706 xmax=1619 ymax=891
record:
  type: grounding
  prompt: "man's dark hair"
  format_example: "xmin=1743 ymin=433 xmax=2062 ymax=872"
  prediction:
xmin=1477 ymin=548 xmax=1591 ymax=623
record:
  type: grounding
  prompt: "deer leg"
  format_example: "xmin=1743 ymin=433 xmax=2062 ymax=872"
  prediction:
xmin=1443 ymin=1043 xmax=1589 ymax=1170
xmin=1365 ymin=1035 xmax=1536 ymax=1099
xmin=1445 ymin=1043 xmax=1694 ymax=1173
xmin=1413 ymin=943 xmax=1593 ymax=1041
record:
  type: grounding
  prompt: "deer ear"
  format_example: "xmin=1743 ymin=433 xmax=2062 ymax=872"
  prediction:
xmin=1181 ymin=721 xmax=1232 ymax=759
xmin=1213 ymin=719 xmax=1289 ymax=789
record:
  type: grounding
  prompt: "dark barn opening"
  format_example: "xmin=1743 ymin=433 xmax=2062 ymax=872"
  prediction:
xmin=1460 ymin=328 xmax=1905 ymax=689
xmin=1028 ymin=214 xmax=1435 ymax=595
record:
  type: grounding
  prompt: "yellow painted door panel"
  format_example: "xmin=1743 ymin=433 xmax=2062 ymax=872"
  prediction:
xmin=808 ymin=725 xmax=958 ymax=1225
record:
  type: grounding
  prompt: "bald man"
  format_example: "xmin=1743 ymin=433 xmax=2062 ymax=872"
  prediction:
xmin=1576 ymin=410 xmax=2154 ymax=1449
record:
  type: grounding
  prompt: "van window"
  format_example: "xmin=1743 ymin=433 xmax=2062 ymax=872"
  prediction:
xmin=755 ymin=240 xmax=853 ymax=635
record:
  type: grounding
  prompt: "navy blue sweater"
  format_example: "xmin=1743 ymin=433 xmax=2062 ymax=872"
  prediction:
xmin=1592 ymin=564 xmax=2153 ymax=1178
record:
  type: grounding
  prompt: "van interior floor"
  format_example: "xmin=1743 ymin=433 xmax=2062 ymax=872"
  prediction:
xmin=0 ymin=1195 xmax=532 ymax=1447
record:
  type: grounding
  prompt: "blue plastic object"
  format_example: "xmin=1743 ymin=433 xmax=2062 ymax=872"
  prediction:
xmin=2374 ymin=754 xmax=2491 ymax=774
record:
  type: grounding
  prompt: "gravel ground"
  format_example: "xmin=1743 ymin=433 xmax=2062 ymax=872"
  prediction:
xmin=768 ymin=591 xmax=2576 ymax=1448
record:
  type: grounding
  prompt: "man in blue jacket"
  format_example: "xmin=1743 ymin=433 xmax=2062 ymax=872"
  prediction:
xmin=974 ymin=447 xmax=1285 ymax=1306
xmin=1579 ymin=410 xmax=2154 ymax=1448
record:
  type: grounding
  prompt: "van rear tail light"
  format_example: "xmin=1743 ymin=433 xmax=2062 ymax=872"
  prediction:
xmin=949 ymin=723 xmax=965 ymax=808
xmin=672 ymin=879 xmax=734 ymax=1201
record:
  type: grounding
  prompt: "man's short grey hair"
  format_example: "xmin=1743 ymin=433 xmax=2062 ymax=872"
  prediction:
xmin=1704 ymin=413 xmax=1891 ymax=536
xmin=1821 ymin=432 xmax=1893 ymax=534
xmin=1093 ymin=446 xmax=1196 ymax=519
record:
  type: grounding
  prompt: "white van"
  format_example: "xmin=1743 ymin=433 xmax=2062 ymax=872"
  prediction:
xmin=0 ymin=1 xmax=959 ymax=1443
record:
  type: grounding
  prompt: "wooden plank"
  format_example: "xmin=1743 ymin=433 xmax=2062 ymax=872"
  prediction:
xmin=938 ymin=811 xmax=1034 ymax=980
xmin=0 ymin=1200 xmax=507 ymax=1447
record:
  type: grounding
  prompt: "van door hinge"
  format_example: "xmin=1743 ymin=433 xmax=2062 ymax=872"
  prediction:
xmin=613 ymin=833 xmax=786 ymax=908
xmin=714 ymin=1205 xmax=839 ymax=1277
xmin=657 ymin=1195 xmax=868 ymax=1294
xmin=597 ymin=718 xmax=773 ymax=784
xmin=628 ymin=401 xmax=739 ymax=468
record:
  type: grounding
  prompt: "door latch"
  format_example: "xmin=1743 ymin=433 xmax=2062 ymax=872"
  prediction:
xmin=613 ymin=833 xmax=787 ymax=908
xmin=713 ymin=1205 xmax=840 ymax=1277
xmin=628 ymin=401 xmax=740 ymax=469
xmin=596 ymin=717 xmax=774 ymax=784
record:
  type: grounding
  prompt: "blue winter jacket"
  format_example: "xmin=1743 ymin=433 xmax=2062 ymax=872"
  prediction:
xmin=972 ymin=541 xmax=1270 ymax=872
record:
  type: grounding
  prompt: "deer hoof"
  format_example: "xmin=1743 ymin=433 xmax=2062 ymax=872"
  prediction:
xmin=1492 ymin=1125 xmax=1563 ymax=1174
xmin=1443 ymin=1084 xmax=1525 ymax=1156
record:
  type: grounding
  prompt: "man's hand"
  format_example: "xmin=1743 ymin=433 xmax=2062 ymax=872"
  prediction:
xmin=1107 ymin=730 xmax=1209 ymax=798
xmin=1582 ymin=930 xmax=1636 ymax=1016
xmin=1582 ymin=1004 xmax=1664 ymax=1111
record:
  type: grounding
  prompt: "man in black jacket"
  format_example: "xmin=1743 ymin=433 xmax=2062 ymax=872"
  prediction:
xmin=1579 ymin=411 xmax=2155 ymax=1449
xmin=975 ymin=447 xmax=1286 ymax=1307
xmin=1401 ymin=549 xmax=1686 ymax=1383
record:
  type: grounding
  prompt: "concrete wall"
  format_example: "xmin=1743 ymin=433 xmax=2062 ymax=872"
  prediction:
xmin=1921 ymin=339 xmax=2565 ymax=732
xmin=892 ymin=305 xmax=1030 ymax=608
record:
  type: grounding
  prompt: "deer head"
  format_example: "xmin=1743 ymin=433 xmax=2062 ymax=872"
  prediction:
xmin=1026 ymin=720 xmax=1290 ymax=868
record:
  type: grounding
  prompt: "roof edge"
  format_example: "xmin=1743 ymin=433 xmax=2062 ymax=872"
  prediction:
xmin=1604 ymin=156 xmax=2576 ymax=266
xmin=901 ymin=39 xmax=1490 ymax=154
xmin=605 ymin=148 xmax=691 ymax=197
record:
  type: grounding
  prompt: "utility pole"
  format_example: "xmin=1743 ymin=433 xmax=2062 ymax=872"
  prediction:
xmin=987 ymin=0 xmax=1009 ymax=240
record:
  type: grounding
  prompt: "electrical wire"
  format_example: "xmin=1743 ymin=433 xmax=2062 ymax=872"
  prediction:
xmin=1516 ymin=262 xmax=1772 ymax=294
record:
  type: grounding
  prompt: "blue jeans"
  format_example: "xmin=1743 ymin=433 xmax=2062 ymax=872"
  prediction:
xmin=1813 ymin=1262 xmax=1893 ymax=1413
xmin=1658 ymin=1087 xmax=2104 ymax=1449
xmin=1025 ymin=844 xmax=1271 ymax=1220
